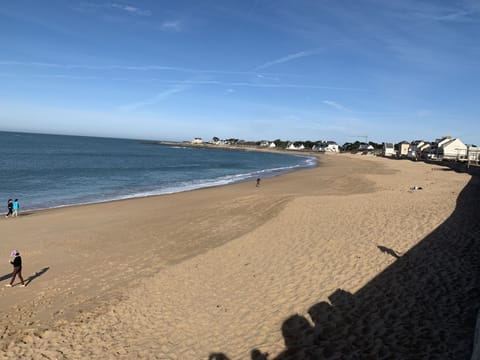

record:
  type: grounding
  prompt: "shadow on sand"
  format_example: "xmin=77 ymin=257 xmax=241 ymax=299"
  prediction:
xmin=1 ymin=267 xmax=49 ymax=287
xmin=24 ymin=267 xmax=50 ymax=286
xmin=210 ymin=168 xmax=480 ymax=359
xmin=0 ymin=273 xmax=13 ymax=282
xmin=377 ymin=245 xmax=401 ymax=259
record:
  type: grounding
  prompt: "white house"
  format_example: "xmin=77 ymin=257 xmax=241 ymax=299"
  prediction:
xmin=418 ymin=142 xmax=431 ymax=158
xmin=287 ymin=143 xmax=305 ymax=150
xmin=312 ymin=141 xmax=339 ymax=153
xmin=211 ymin=138 xmax=227 ymax=145
xmin=438 ymin=138 xmax=467 ymax=161
xmin=358 ymin=144 xmax=374 ymax=152
xmin=437 ymin=136 xmax=453 ymax=147
xmin=191 ymin=137 xmax=203 ymax=144
xmin=382 ymin=143 xmax=396 ymax=157
xmin=407 ymin=140 xmax=426 ymax=160
xmin=259 ymin=141 xmax=276 ymax=148
xmin=427 ymin=136 xmax=452 ymax=159
xmin=468 ymin=146 xmax=480 ymax=167
xmin=398 ymin=141 xmax=410 ymax=157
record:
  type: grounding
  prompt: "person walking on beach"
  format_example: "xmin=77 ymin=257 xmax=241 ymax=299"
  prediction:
xmin=12 ymin=199 xmax=19 ymax=217
xmin=256 ymin=178 xmax=261 ymax=187
xmin=5 ymin=199 xmax=13 ymax=218
xmin=6 ymin=250 xmax=25 ymax=287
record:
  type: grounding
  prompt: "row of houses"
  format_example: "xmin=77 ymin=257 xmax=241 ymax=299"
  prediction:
xmin=191 ymin=136 xmax=478 ymax=166
xmin=382 ymin=136 xmax=480 ymax=166
xmin=387 ymin=136 xmax=467 ymax=161
xmin=195 ymin=137 xmax=342 ymax=152
xmin=262 ymin=141 xmax=340 ymax=152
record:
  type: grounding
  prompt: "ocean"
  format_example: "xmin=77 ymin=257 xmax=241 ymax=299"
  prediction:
xmin=0 ymin=131 xmax=316 ymax=211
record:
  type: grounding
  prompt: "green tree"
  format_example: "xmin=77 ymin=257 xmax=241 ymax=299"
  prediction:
xmin=273 ymin=139 xmax=288 ymax=149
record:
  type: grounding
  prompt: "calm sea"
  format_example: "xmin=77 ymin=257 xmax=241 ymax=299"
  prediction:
xmin=0 ymin=131 xmax=315 ymax=211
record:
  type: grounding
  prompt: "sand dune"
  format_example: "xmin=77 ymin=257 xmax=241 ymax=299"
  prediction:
xmin=1 ymin=154 xmax=478 ymax=359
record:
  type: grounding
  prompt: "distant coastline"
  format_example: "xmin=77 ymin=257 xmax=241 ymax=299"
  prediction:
xmin=142 ymin=140 xmax=320 ymax=156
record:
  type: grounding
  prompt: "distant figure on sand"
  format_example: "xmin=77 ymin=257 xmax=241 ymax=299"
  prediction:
xmin=6 ymin=250 xmax=25 ymax=287
xmin=5 ymin=199 xmax=13 ymax=218
xmin=12 ymin=199 xmax=19 ymax=217
xmin=256 ymin=178 xmax=261 ymax=187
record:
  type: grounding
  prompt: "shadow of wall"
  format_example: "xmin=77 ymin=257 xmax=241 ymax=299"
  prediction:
xmin=213 ymin=169 xmax=480 ymax=360
xmin=211 ymin=170 xmax=480 ymax=359
xmin=270 ymin=174 xmax=480 ymax=359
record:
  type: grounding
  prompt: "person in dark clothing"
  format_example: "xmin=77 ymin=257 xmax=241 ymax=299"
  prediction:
xmin=6 ymin=250 xmax=25 ymax=287
xmin=5 ymin=199 xmax=13 ymax=218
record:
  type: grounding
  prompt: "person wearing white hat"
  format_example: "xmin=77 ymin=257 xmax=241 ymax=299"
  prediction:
xmin=6 ymin=250 xmax=25 ymax=287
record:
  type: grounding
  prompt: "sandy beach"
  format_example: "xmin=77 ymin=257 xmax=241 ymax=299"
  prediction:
xmin=0 ymin=153 xmax=479 ymax=359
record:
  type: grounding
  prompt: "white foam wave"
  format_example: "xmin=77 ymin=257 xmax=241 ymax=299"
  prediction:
xmin=24 ymin=155 xmax=317 ymax=212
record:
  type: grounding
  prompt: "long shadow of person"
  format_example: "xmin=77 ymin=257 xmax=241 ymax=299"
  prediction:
xmin=24 ymin=267 xmax=49 ymax=286
xmin=0 ymin=273 xmax=13 ymax=282
xmin=377 ymin=245 xmax=401 ymax=259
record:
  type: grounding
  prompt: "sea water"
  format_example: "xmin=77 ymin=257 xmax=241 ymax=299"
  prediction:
xmin=0 ymin=131 xmax=315 ymax=211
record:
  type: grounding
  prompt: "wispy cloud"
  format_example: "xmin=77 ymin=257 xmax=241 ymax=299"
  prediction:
xmin=0 ymin=60 xmax=338 ymax=81
xmin=406 ymin=3 xmax=480 ymax=22
xmin=119 ymin=83 xmax=191 ymax=111
xmin=323 ymin=100 xmax=350 ymax=111
xmin=255 ymin=48 xmax=322 ymax=70
xmin=77 ymin=2 xmax=152 ymax=16
xmin=367 ymin=0 xmax=480 ymax=23
xmin=0 ymin=60 xmax=262 ymax=75
xmin=226 ymin=82 xmax=364 ymax=91
xmin=110 ymin=3 xmax=151 ymax=16
xmin=161 ymin=20 xmax=183 ymax=32
xmin=0 ymin=66 xmax=368 ymax=91
xmin=0 ymin=60 xmax=198 ymax=73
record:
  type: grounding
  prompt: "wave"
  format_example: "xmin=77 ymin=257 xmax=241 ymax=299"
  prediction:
xmin=26 ymin=156 xmax=317 ymax=212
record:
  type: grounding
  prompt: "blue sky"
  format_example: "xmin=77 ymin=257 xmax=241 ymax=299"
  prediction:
xmin=1 ymin=0 xmax=479 ymax=145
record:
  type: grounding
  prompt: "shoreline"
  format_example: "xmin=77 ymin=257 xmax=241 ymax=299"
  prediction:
xmin=1 ymin=154 xmax=477 ymax=358
xmin=9 ymin=143 xmax=317 ymax=214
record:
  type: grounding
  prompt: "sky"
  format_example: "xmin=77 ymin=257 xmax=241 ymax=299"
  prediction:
xmin=1 ymin=0 xmax=479 ymax=145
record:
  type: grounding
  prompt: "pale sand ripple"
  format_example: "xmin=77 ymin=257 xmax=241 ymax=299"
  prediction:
xmin=1 ymin=154 xmax=479 ymax=359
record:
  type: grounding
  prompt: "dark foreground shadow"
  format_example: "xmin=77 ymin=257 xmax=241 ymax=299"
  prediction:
xmin=24 ymin=267 xmax=49 ymax=286
xmin=0 ymin=273 xmax=12 ymax=282
xmin=211 ymin=172 xmax=480 ymax=359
